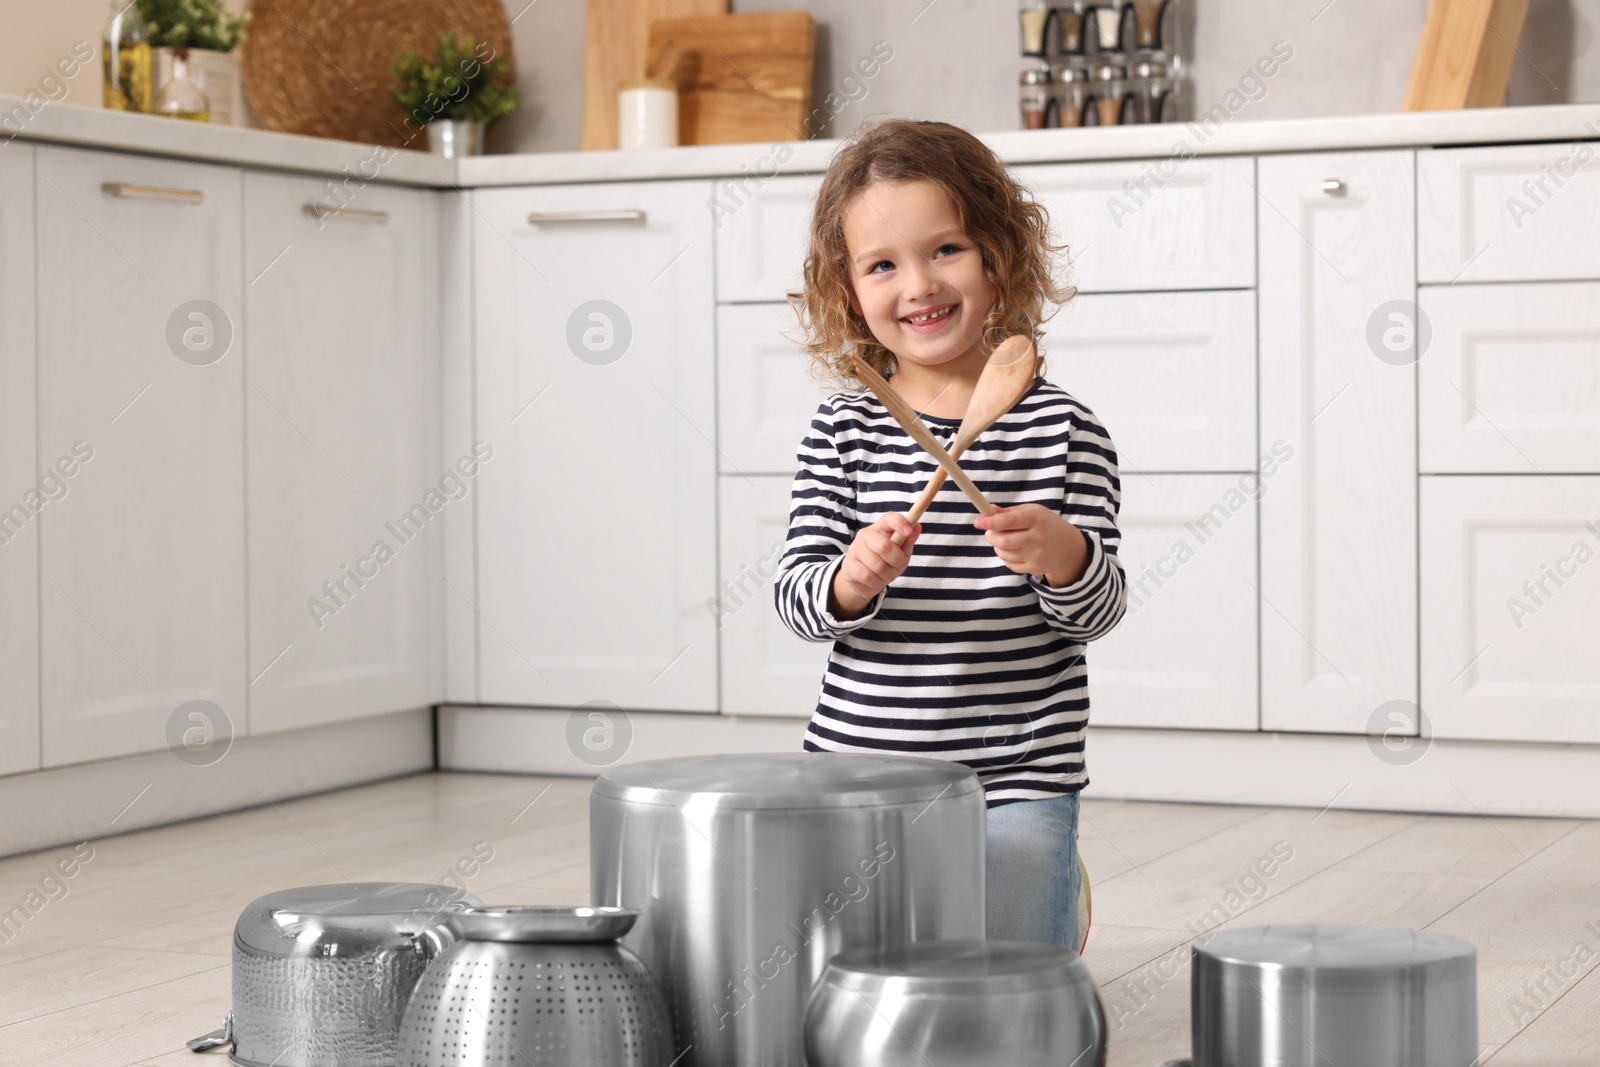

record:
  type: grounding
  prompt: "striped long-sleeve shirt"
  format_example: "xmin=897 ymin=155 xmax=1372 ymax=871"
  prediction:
xmin=773 ymin=377 xmax=1127 ymax=808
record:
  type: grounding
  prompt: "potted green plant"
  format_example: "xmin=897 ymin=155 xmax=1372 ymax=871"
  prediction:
xmin=390 ymin=34 xmax=519 ymax=158
xmin=136 ymin=0 xmax=248 ymax=124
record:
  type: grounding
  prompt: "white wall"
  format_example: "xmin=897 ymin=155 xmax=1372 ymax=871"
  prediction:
xmin=2 ymin=1 xmax=1596 ymax=156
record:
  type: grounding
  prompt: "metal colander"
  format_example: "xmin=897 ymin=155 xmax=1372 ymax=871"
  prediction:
xmin=396 ymin=907 xmax=674 ymax=1067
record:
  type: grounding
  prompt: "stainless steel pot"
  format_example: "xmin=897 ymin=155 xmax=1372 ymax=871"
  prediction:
xmin=188 ymin=883 xmax=482 ymax=1067
xmin=396 ymin=906 xmax=675 ymax=1067
xmin=1192 ymin=924 xmax=1478 ymax=1067
xmin=590 ymin=753 xmax=986 ymax=1067
xmin=803 ymin=940 xmax=1107 ymax=1067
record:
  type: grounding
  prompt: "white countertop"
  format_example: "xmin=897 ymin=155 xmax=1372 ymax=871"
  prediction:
xmin=6 ymin=94 xmax=1599 ymax=188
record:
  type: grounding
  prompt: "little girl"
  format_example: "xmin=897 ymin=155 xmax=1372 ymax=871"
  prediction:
xmin=774 ymin=119 xmax=1127 ymax=951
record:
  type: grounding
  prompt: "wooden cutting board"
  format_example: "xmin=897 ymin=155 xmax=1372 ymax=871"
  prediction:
xmin=646 ymin=11 xmax=816 ymax=145
xmin=582 ymin=0 xmax=726 ymax=150
xmin=1403 ymin=0 xmax=1530 ymax=110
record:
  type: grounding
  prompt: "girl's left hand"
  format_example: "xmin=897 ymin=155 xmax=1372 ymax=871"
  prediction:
xmin=974 ymin=504 xmax=1086 ymax=585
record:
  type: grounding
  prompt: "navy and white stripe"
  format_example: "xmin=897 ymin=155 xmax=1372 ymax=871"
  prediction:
xmin=773 ymin=377 xmax=1127 ymax=808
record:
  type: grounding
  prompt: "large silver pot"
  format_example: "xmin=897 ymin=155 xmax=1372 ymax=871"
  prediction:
xmin=188 ymin=883 xmax=481 ymax=1067
xmin=396 ymin=906 xmax=675 ymax=1067
xmin=1192 ymin=924 xmax=1478 ymax=1067
xmin=803 ymin=940 xmax=1107 ymax=1067
xmin=590 ymin=753 xmax=986 ymax=1067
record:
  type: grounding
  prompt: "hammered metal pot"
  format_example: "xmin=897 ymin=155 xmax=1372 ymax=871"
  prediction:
xmin=188 ymin=883 xmax=482 ymax=1067
xmin=395 ymin=906 xmax=675 ymax=1067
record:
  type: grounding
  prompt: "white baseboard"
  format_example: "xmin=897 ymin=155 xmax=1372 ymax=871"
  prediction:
xmin=440 ymin=706 xmax=1600 ymax=819
xmin=0 ymin=708 xmax=433 ymax=859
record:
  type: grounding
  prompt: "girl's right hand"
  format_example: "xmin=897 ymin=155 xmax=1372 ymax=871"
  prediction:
xmin=829 ymin=513 xmax=920 ymax=620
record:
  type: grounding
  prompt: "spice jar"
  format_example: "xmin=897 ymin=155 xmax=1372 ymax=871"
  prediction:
xmin=1019 ymin=67 xmax=1052 ymax=129
xmin=1051 ymin=63 xmax=1090 ymax=128
xmin=1055 ymin=0 xmax=1089 ymax=55
xmin=1090 ymin=0 xmax=1128 ymax=53
xmin=1129 ymin=57 xmax=1173 ymax=123
xmin=1020 ymin=0 xmax=1053 ymax=58
xmin=1089 ymin=62 xmax=1128 ymax=126
xmin=1131 ymin=0 xmax=1170 ymax=51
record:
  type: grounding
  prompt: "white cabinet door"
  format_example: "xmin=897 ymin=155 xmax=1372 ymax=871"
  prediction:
xmin=1258 ymin=150 xmax=1417 ymax=734
xmin=243 ymin=173 xmax=440 ymax=734
xmin=1421 ymin=476 xmax=1600 ymax=744
xmin=0 ymin=146 xmax=38 ymax=777
xmin=1419 ymin=281 xmax=1600 ymax=474
xmin=474 ymin=181 xmax=718 ymax=711
xmin=1418 ymin=142 xmax=1600 ymax=284
xmin=35 ymin=146 xmax=245 ymax=766
xmin=718 ymin=475 xmax=830 ymax=718
xmin=1090 ymin=474 xmax=1259 ymax=730
xmin=1045 ymin=290 xmax=1257 ymax=473
xmin=717 ymin=302 xmax=836 ymax=476
xmin=1015 ymin=156 xmax=1255 ymax=292
xmin=713 ymin=173 xmax=821 ymax=303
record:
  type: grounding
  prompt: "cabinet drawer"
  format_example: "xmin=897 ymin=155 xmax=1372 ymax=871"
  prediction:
xmin=714 ymin=174 xmax=822 ymax=303
xmin=1090 ymin=475 xmax=1258 ymax=730
xmin=1421 ymin=476 xmax=1600 ymax=744
xmin=1044 ymin=290 xmax=1256 ymax=472
xmin=1015 ymin=156 xmax=1255 ymax=292
xmin=1419 ymin=142 xmax=1600 ymax=283
xmin=718 ymin=475 xmax=829 ymax=717
xmin=1420 ymin=281 xmax=1600 ymax=473
xmin=717 ymin=302 xmax=837 ymax=475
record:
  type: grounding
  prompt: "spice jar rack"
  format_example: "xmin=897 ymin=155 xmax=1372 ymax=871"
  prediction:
xmin=1017 ymin=0 xmax=1183 ymax=130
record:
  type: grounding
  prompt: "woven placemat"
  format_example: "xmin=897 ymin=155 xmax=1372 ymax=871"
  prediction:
xmin=241 ymin=0 xmax=514 ymax=148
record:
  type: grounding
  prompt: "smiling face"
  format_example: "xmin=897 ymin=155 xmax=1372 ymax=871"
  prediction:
xmin=842 ymin=179 xmax=998 ymax=381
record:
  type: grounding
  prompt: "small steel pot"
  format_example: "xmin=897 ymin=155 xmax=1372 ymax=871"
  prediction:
xmin=1191 ymin=924 xmax=1478 ymax=1067
xmin=804 ymin=940 xmax=1107 ymax=1067
xmin=396 ymin=906 xmax=675 ymax=1067
xmin=188 ymin=882 xmax=481 ymax=1067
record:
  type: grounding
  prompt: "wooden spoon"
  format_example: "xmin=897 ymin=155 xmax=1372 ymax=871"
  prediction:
xmin=890 ymin=335 xmax=1039 ymax=546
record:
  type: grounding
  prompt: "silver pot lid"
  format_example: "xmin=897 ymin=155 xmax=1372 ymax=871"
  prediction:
xmin=448 ymin=906 xmax=639 ymax=943
xmin=1196 ymin=924 xmax=1475 ymax=973
xmin=821 ymin=940 xmax=1094 ymax=996
xmin=234 ymin=882 xmax=481 ymax=957
xmin=592 ymin=753 xmax=981 ymax=810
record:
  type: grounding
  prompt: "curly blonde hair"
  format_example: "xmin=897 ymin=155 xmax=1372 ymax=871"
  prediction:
xmin=787 ymin=119 xmax=1075 ymax=387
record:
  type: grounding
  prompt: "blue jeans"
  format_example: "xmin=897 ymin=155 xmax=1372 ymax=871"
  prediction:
xmin=985 ymin=792 xmax=1081 ymax=950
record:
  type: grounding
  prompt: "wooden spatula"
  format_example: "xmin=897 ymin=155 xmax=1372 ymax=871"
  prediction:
xmin=848 ymin=354 xmax=996 ymax=518
xmin=891 ymin=335 xmax=1039 ymax=546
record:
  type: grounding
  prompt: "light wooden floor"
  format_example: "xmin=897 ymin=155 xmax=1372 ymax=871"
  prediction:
xmin=0 ymin=772 xmax=1594 ymax=1066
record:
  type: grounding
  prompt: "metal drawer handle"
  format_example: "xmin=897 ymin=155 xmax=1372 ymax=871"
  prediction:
xmin=303 ymin=202 xmax=390 ymax=224
xmin=101 ymin=182 xmax=204 ymax=205
xmin=527 ymin=210 xmax=647 ymax=225
xmin=1320 ymin=179 xmax=1346 ymax=196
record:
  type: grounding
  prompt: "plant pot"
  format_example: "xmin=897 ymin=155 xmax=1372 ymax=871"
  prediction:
xmin=427 ymin=119 xmax=484 ymax=158
xmin=152 ymin=46 xmax=242 ymax=125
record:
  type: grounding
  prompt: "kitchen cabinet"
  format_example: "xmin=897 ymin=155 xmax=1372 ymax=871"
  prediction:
xmin=1089 ymin=474 xmax=1259 ymax=730
xmin=35 ymin=145 xmax=246 ymax=766
xmin=1418 ymin=141 xmax=1600 ymax=284
xmin=242 ymin=173 xmax=441 ymax=735
xmin=1421 ymin=476 xmax=1600 ymax=744
xmin=472 ymin=180 xmax=718 ymax=711
xmin=1419 ymin=281 xmax=1600 ymax=475
xmin=1044 ymin=290 xmax=1257 ymax=473
xmin=713 ymin=173 xmax=821 ymax=303
xmin=0 ymin=146 xmax=38 ymax=777
xmin=1015 ymin=156 xmax=1256 ymax=293
xmin=716 ymin=302 xmax=834 ymax=476
xmin=1257 ymin=150 xmax=1417 ymax=735
xmin=718 ymin=474 xmax=831 ymax=717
